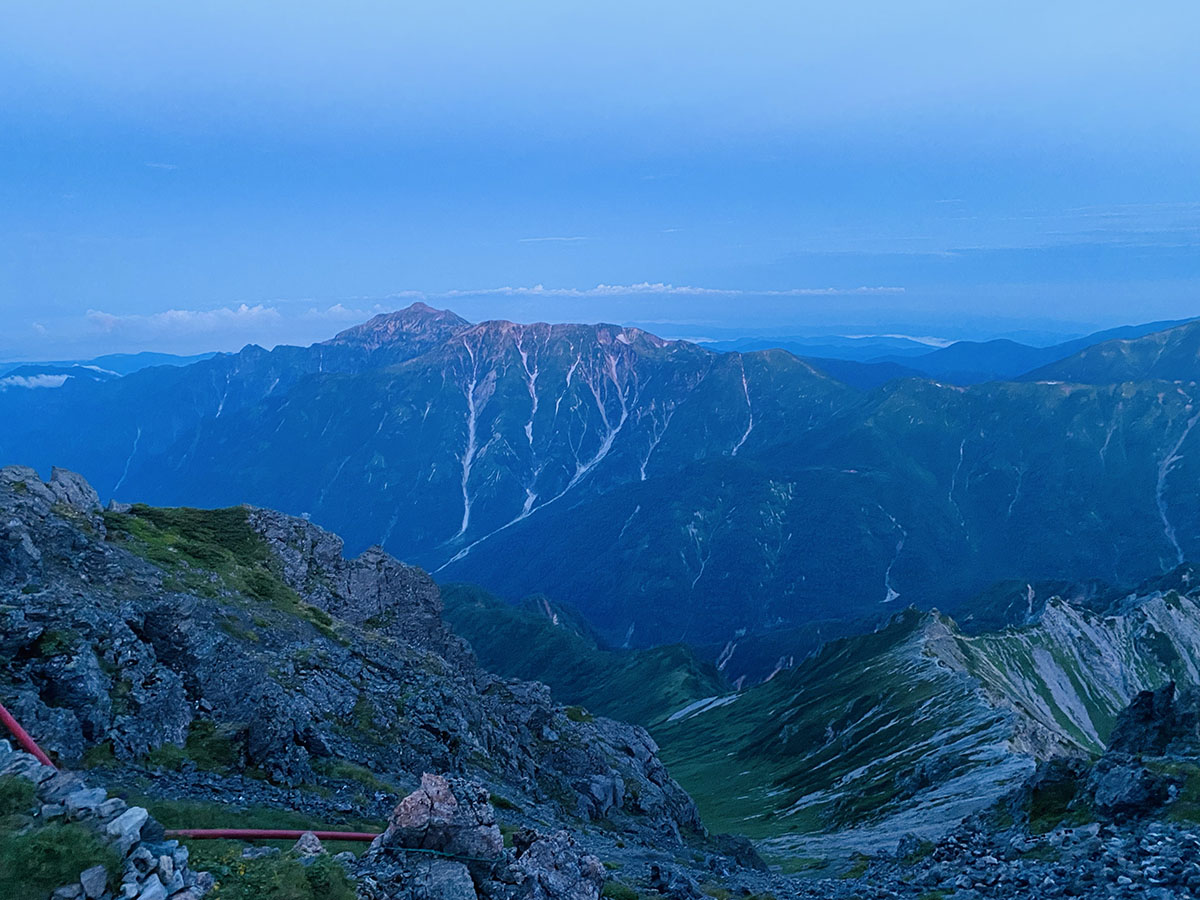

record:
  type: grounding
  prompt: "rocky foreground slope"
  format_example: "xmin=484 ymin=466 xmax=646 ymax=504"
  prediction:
xmin=0 ymin=465 xmax=753 ymax=897
xmin=6 ymin=466 xmax=1200 ymax=898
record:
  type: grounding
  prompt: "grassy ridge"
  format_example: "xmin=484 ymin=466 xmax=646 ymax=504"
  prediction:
xmin=652 ymin=610 xmax=1010 ymax=838
xmin=104 ymin=504 xmax=341 ymax=640
xmin=653 ymin=591 xmax=1200 ymax=844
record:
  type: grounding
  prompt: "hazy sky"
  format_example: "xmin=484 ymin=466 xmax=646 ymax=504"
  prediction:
xmin=2 ymin=1 xmax=1198 ymax=358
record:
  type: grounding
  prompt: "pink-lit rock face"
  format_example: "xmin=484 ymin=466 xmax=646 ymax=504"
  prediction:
xmin=383 ymin=773 xmax=503 ymax=863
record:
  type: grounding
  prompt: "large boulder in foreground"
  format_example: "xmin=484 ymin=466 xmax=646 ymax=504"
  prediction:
xmin=509 ymin=830 xmax=604 ymax=900
xmin=378 ymin=773 xmax=503 ymax=867
xmin=362 ymin=775 xmax=603 ymax=900
xmin=1107 ymin=681 xmax=1200 ymax=757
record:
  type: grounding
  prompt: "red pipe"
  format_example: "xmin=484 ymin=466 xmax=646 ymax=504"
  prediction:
xmin=167 ymin=829 xmax=380 ymax=842
xmin=0 ymin=700 xmax=57 ymax=770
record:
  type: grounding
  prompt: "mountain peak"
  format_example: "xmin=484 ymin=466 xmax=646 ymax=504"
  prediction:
xmin=326 ymin=302 xmax=471 ymax=351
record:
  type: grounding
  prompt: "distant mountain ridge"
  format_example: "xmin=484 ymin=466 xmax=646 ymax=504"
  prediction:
xmin=0 ymin=350 xmax=218 ymax=378
xmin=863 ymin=317 xmax=1196 ymax=385
xmin=1024 ymin=318 xmax=1200 ymax=384
xmin=704 ymin=334 xmax=940 ymax=361
xmin=704 ymin=318 xmax=1195 ymax=388
xmin=4 ymin=305 xmax=1200 ymax=651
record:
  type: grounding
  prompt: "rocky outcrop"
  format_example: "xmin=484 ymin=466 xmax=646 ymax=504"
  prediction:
xmin=1108 ymin=681 xmax=1200 ymax=757
xmin=0 ymin=740 xmax=211 ymax=900
xmin=0 ymin=467 xmax=702 ymax=855
xmin=360 ymin=776 xmax=603 ymax=900
xmin=1085 ymin=756 xmax=1170 ymax=818
xmin=246 ymin=508 xmax=470 ymax=667
xmin=507 ymin=831 xmax=605 ymax=900
xmin=647 ymin=863 xmax=705 ymax=900
xmin=376 ymin=774 xmax=503 ymax=875
xmin=1006 ymin=684 xmax=1197 ymax=830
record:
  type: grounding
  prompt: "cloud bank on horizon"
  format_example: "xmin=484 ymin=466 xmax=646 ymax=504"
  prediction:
xmin=0 ymin=284 xmax=1110 ymax=360
xmin=1 ymin=1 xmax=1198 ymax=358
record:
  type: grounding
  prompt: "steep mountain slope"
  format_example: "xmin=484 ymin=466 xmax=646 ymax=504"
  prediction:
xmin=656 ymin=588 xmax=1200 ymax=856
xmin=441 ymin=584 xmax=727 ymax=728
xmin=1025 ymin=318 xmax=1200 ymax=384
xmin=0 ymin=303 xmax=470 ymax=502
xmin=439 ymin=374 xmax=1200 ymax=649
xmin=5 ymin=306 xmax=1200 ymax=651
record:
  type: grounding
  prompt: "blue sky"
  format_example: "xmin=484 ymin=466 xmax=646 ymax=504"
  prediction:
xmin=2 ymin=1 xmax=1198 ymax=358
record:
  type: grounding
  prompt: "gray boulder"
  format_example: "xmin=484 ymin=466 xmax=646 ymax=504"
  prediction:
xmin=80 ymin=863 xmax=109 ymax=899
xmin=359 ymin=855 xmax=478 ymax=900
xmin=293 ymin=831 xmax=326 ymax=856
xmin=419 ymin=858 xmax=478 ymax=900
xmin=48 ymin=466 xmax=102 ymax=513
xmin=1086 ymin=756 xmax=1170 ymax=817
xmin=511 ymin=831 xmax=604 ymax=900
xmin=106 ymin=806 xmax=149 ymax=854
xmin=578 ymin=774 xmax=624 ymax=820
xmin=1108 ymin=682 xmax=1200 ymax=758
xmin=648 ymin=863 xmax=705 ymax=900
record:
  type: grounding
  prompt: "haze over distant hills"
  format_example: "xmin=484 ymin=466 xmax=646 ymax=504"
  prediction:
xmin=710 ymin=317 xmax=1195 ymax=387
xmin=0 ymin=351 xmax=217 ymax=379
xmin=3 ymin=304 xmax=1200 ymax=656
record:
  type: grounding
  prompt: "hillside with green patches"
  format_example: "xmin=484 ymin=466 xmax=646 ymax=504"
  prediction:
xmin=441 ymin=583 xmax=727 ymax=728
xmin=953 ymin=592 xmax=1200 ymax=754
xmin=655 ymin=610 xmax=1028 ymax=855
xmin=654 ymin=589 xmax=1200 ymax=857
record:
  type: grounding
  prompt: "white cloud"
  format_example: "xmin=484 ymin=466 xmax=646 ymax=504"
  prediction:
xmin=299 ymin=302 xmax=381 ymax=321
xmin=24 ymin=284 xmax=908 ymax=360
xmin=86 ymin=304 xmax=281 ymax=336
xmin=0 ymin=374 xmax=70 ymax=390
xmin=844 ymin=333 xmax=955 ymax=347
xmin=52 ymin=301 xmax=387 ymax=357
xmin=441 ymin=282 xmax=904 ymax=298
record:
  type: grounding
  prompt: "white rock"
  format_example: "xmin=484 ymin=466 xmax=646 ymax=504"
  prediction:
xmin=65 ymin=787 xmax=109 ymax=816
xmin=106 ymin=806 xmax=149 ymax=853
xmin=134 ymin=878 xmax=167 ymax=900
xmin=80 ymin=864 xmax=109 ymax=899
